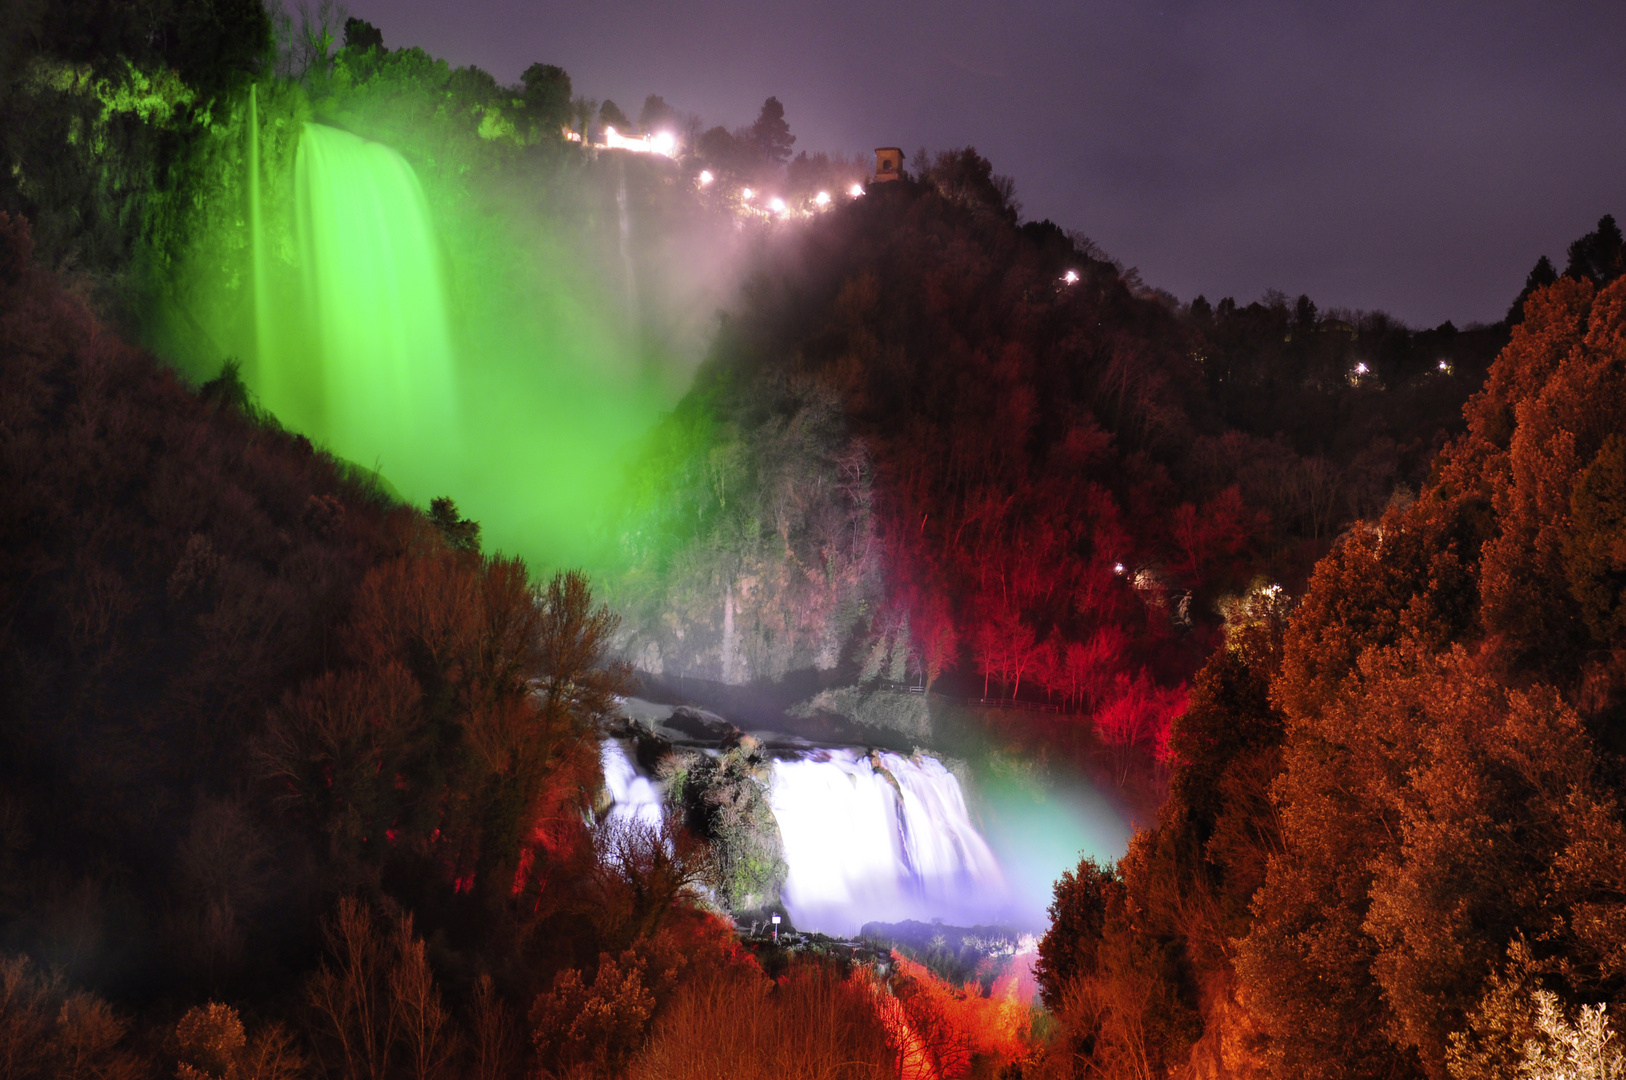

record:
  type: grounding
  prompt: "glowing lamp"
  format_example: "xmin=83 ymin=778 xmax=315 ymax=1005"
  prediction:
xmin=1113 ymin=562 xmax=1126 ymax=575
xmin=741 ymin=188 xmax=754 ymax=200
xmin=815 ymin=191 xmax=831 ymax=206
xmin=652 ymin=131 xmax=676 ymax=155
xmin=1354 ymin=362 xmax=1369 ymax=375
xmin=605 ymin=126 xmax=617 ymax=139
xmin=849 ymin=183 xmax=864 ymax=197
xmin=769 ymin=196 xmax=787 ymax=214
xmin=1438 ymin=359 xmax=1450 ymax=372
xmin=698 ymin=169 xmax=714 ymax=185
xmin=1063 ymin=270 xmax=1080 ymax=284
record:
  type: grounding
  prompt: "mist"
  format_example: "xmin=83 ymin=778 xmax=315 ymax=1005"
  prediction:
xmin=159 ymin=55 xmax=767 ymax=573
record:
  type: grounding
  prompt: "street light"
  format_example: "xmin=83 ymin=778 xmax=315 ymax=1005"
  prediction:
xmin=771 ymin=914 xmax=781 ymax=942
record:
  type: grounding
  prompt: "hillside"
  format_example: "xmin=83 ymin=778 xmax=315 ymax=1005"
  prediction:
xmin=5 ymin=4 xmax=1625 ymax=1077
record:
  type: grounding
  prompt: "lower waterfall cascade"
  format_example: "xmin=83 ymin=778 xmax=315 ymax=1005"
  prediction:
xmin=598 ymin=739 xmax=1016 ymax=935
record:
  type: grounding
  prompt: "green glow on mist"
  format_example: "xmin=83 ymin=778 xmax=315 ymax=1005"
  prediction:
xmin=231 ymin=118 xmax=667 ymax=571
xmin=978 ymin=771 xmax=1131 ymax=926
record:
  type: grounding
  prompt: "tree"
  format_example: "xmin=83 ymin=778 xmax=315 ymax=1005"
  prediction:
xmin=520 ymin=63 xmax=572 ymax=134
xmin=922 ymin=148 xmax=1019 ymax=220
xmin=305 ymin=898 xmax=456 ymax=1080
xmin=1566 ymin=433 xmax=1626 ymax=643
xmin=638 ymin=94 xmax=675 ymax=135
xmin=746 ymin=96 xmax=795 ymax=164
xmin=1508 ymin=255 xmax=1559 ymax=326
xmin=1295 ymin=293 xmax=1317 ymax=331
xmin=530 ymin=951 xmax=656 ymax=1080
xmin=342 ymin=17 xmax=383 ymax=52
xmin=598 ymin=99 xmax=631 ymax=134
xmin=1036 ymin=857 xmax=1117 ymax=1010
xmin=1518 ymin=992 xmax=1626 ymax=1080
xmin=1565 ymin=214 xmax=1625 ymax=286
xmin=428 ymin=496 xmax=480 ymax=554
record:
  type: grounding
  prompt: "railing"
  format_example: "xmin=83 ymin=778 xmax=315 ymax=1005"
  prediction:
xmin=972 ymin=697 xmax=1061 ymax=714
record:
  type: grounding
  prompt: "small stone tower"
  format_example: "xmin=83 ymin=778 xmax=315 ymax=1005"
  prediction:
xmin=874 ymin=147 xmax=904 ymax=183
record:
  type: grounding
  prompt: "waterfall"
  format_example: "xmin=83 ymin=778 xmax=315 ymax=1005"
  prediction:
xmin=252 ymin=122 xmax=460 ymax=493
xmin=600 ymin=741 xmax=664 ymax=829
xmin=597 ymin=741 xmax=1013 ymax=936
xmin=248 ymin=85 xmax=271 ymax=379
xmin=615 ymin=158 xmax=639 ymax=323
xmin=769 ymin=750 xmax=1008 ymax=935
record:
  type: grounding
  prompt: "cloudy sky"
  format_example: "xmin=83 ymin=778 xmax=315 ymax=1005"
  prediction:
xmin=343 ymin=0 xmax=1625 ymax=327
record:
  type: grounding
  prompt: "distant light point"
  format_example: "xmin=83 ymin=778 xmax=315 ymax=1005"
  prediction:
xmin=698 ymin=170 xmax=714 ymax=186
xmin=1063 ymin=269 xmax=1080 ymax=284
xmin=815 ymin=191 xmax=831 ymax=207
xmin=849 ymin=183 xmax=864 ymax=198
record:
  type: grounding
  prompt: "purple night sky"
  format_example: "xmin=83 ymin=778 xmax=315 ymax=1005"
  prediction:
xmin=343 ymin=0 xmax=1626 ymax=327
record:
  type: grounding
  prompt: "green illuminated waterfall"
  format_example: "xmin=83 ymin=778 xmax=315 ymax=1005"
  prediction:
xmin=222 ymin=114 xmax=669 ymax=571
xmin=254 ymin=123 xmax=459 ymax=489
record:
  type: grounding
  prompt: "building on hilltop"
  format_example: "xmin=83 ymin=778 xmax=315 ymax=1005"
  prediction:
xmin=874 ymin=147 xmax=903 ymax=182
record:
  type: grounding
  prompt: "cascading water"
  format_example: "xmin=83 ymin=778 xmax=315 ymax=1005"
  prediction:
xmin=598 ymin=740 xmax=1015 ymax=936
xmin=248 ymin=85 xmax=271 ymax=375
xmin=769 ymin=750 xmax=1008 ymax=935
xmin=254 ymin=123 xmax=460 ymax=495
xmin=600 ymin=741 xmax=664 ymax=829
xmin=615 ymin=159 xmax=639 ymax=324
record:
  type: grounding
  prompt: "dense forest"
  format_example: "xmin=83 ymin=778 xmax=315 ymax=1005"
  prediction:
xmin=1035 ymin=267 xmax=1626 ymax=1079
xmin=4 ymin=0 xmax=1626 ymax=1076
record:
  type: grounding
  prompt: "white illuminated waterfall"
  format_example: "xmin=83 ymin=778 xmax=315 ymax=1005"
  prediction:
xmin=600 ymin=741 xmax=664 ymax=829
xmin=596 ymin=741 xmax=1012 ymax=934
xmin=768 ymin=749 xmax=1008 ymax=935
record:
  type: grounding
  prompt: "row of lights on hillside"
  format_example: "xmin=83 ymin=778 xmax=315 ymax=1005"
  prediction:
xmin=1349 ymin=359 xmax=1453 ymax=384
xmin=695 ymin=171 xmax=866 ymax=216
xmin=594 ymin=130 xmax=869 ymax=213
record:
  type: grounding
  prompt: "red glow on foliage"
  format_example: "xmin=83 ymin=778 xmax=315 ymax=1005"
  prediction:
xmin=512 ymin=846 xmax=535 ymax=895
xmin=883 ymin=950 xmax=1035 ymax=1079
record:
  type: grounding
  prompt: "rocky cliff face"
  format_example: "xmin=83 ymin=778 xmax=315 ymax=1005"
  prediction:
xmin=612 ymin=378 xmax=883 ymax=685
